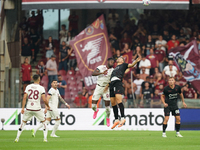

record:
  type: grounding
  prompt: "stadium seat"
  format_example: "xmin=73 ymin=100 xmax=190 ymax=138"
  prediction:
xmin=58 ymin=70 xmax=66 ymax=76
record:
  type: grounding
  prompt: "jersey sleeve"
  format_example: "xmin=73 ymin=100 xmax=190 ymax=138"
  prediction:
xmin=124 ymin=63 xmax=128 ymax=69
xmin=24 ymin=85 xmax=29 ymax=94
xmin=96 ymin=66 xmax=102 ymax=73
xmin=178 ymin=86 xmax=182 ymax=94
xmin=41 ymin=87 xmax=46 ymax=95
xmin=57 ymin=90 xmax=61 ymax=97
xmin=48 ymin=88 xmax=54 ymax=96
xmin=163 ymin=87 xmax=167 ymax=95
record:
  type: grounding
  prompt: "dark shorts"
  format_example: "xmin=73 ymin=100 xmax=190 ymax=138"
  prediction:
xmin=110 ymin=80 xmax=124 ymax=97
xmin=164 ymin=106 xmax=180 ymax=116
xmin=23 ymin=81 xmax=31 ymax=84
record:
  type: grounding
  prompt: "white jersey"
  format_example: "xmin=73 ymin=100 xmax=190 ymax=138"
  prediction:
xmin=25 ymin=83 xmax=46 ymax=111
xmin=133 ymin=79 xmax=144 ymax=95
xmin=96 ymin=65 xmax=114 ymax=86
xmin=48 ymin=87 xmax=60 ymax=109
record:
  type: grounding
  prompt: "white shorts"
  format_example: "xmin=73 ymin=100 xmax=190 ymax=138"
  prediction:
xmin=23 ymin=109 xmax=45 ymax=122
xmin=92 ymin=84 xmax=110 ymax=101
xmin=46 ymin=109 xmax=60 ymax=120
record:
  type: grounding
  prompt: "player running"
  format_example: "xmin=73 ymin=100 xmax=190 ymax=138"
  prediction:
xmin=91 ymin=58 xmax=114 ymax=127
xmin=14 ymin=74 xmax=50 ymax=142
xmin=161 ymin=77 xmax=187 ymax=137
xmin=33 ymin=79 xmax=70 ymax=137
xmin=110 ymin=56 xmax=141 ymax=129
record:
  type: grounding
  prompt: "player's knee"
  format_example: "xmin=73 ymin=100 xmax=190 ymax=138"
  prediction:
xmin=56 ymin=119 xmax=61 ymax=125
xmin=164 ymin=117 xmax=169 ymax=122
xmin=111 ymin=100 xmax=116 ymax=106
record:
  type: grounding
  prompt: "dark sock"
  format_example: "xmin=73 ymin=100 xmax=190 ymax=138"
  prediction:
xmin=112 ymin=105 xmax=118 ymax=120
xmin=163 ymin=124 xmax=167 ymax=133
xmin=175 ymin=123 xmax=180 ymax=132
xmin=118 ymin=103 xmax=125 ymax=118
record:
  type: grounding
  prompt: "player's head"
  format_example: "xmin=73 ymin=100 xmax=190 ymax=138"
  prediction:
xmin=168 ymin=77 xmax=175 ymax=86
xmin=117 ymin=56 xmax=125 ymax=64
xmin=142 ymin=54 xmax=146 ymax=61
xmin=51 ymin=79 xmax=58 ymax=89
xmin=33 ymin=74 xmax=40 ymax=82
xmin=58 ymin=75 xmax=62 ymax=81
xmin=107 ymin=57 xmax=115 ymax=68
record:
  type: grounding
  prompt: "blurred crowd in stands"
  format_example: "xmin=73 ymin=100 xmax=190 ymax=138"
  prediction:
xmin=19 ymin=9 xmax=200 ymax=108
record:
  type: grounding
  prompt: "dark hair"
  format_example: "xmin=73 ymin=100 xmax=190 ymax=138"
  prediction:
xmin=169 ymin=76 xmax=175 ymax=80
xmin=142 ymin=54 xmax=145 ymax=58
xmin=47 ymin=36 xmax=55 ymax=48
xmin=33 ymin=74 xmax=40 ymax=81
xmin=51 ymin=79 xmax=57 ymax=83
xmin=107 ymin=57 xmax=114 ymax=61
xmin=58 ymin=75 xmax=61 ymax=77
xmin=61 ymin=24 xmax=66 ymax=28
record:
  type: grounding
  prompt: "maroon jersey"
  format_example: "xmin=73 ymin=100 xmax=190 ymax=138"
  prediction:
xmin=28 ymin=16 xmax=38 ymax=29
xmin=21 ymin=64 xmax=32 ymax=81
xmin=155 ymin=49 xmax=166 ymax=62
xmin=146 ymin=54 xmax=158 ymax=68
xmin=184 ymin=88 xmax=196 ymax=99
xmin=120 ymin=38 xmax=132 ymax=49
xmin=155 ymin=79 xmax=166 ymax=90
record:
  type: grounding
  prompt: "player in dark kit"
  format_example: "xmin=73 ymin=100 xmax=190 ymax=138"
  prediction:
xmin=161 ymin=77 xmax=187 ymax=137
xmin=109 ymin=56 xmax=141 ymax=129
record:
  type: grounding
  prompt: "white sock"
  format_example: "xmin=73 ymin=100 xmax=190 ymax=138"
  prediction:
xmin=121 ymin=117 xmax=125 ymax=120
xmin=92 ymin=104 xmax=97 ymax=112
xmin=176 ymin=132 xmax=180 ymax=134
xmin=51 ymin=120 xmax=60 ymax=136
xmin=42 ymin=122 xmax=48 ymax=140
xmin=16 ymin=122 xmax=26 ymax=139
xmin=35 ymin=120 xmax=50 ymax=135
xmin=105 ymin=106 xmax=110 ymax=118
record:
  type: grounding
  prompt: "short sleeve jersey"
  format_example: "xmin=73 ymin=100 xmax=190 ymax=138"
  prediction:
xmin=25 ymin=83 xmax=46 ymax=110
xmin=96 ymin=65 xmax=114 ymax=86
xmin=142 ymin=88 xmax=153 ymax=100
xmin=48 ymin=88 xmax=60 ymax=109
xmin=163 ymin=85 xmax=181 ymax=106
xmin=111 ymin=63 xmax=128 ymax=81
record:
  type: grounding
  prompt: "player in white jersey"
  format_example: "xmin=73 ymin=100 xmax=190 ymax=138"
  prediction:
xmin=15 ymin=74 xmax=50 ymax=143
xmin=33 ymin=79 xmax=70 ymax=137
xmin=91 ymin=58 xmax=115 ymax=127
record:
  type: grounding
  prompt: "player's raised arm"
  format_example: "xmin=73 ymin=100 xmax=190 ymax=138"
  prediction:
xmin=21 ymin=93 xmax=28 ymax=114
xmin=92 ymin=68 xmax=107 ymax=76
xmin=128 ymin=57 xmax=141 ymax=68
xmin=59 ymin=95 xmax=70 ymax=109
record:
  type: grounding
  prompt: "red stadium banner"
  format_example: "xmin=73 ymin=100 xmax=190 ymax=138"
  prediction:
xmin=123 ymin=51 xmax=133 ymax=74
xmin=192 ymin=0 xmax=200 ymax=4
xmin=22 ymin=0 xmax=189 ymax=10
xmin=169 ymin=40 xmax=200 ymax=92
xmin=70 ymin=15 xmax=112 ymax=90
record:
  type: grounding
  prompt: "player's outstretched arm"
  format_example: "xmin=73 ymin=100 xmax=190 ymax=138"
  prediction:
xmin=179 ymin=93 xmax=187 ymax=108
xmin=128 ymin=57 xmax=141 ymax=68
xmin=59 ymin=96 xmax=70 ymax=109
xmin=92 ymin=68 xmax=107 ymax=76
xmin=161 ymin=94 xmax=168 ymax=107
xmin=41 ymin=94 xmax=50 ymax=110
xmin=21 ymin=93 xmax=28 ymax=114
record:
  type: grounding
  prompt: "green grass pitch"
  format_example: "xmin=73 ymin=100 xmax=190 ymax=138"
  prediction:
xmin=0 ymin=130 xmax=199 ymax=150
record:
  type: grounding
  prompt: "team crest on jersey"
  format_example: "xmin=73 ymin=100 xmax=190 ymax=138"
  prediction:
xmin=97 ymin=0 xmax=106 ymax=2
xmin=85 ymin=26 xmax=94 ymax=35
xmin=92 ymin=19 xmax=99 ymax=29
xmin=100 ymin=20 xmax=104 ymax=30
